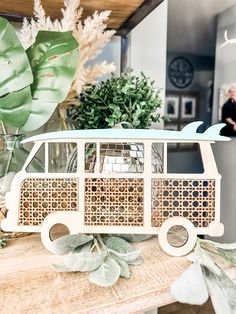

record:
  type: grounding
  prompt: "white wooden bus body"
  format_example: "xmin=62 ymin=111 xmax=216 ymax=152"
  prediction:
xmin=1 ymin=122 xmax=230 ymax=255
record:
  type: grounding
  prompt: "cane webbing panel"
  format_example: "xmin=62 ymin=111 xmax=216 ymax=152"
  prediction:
xmin=84 ymin=178 xmax=144 ymax=226
xmin=152 ymin=179 xmax=215 ymax=227
xmin=18 ymin=178 xmax=79 ymax=226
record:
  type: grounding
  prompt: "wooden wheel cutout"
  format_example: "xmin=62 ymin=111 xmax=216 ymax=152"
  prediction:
xmin=158 ymin=217 xmax=197 ymax=256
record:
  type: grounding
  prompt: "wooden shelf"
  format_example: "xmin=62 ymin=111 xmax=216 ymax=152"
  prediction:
xmin=0 ymin=0 xmax=164 ymax=36
xmin=0 ymin=234 xmax=189 ymax=313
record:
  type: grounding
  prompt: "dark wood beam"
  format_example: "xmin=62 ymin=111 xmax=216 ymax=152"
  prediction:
xmin=117 ymin=0 xmax=165 ymax=36
xmin=0 ymin=12 xmax=27 ymax=23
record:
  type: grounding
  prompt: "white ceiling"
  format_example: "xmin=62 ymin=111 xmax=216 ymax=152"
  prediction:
xmin=167 ymin=0 xmax=236 ymax=56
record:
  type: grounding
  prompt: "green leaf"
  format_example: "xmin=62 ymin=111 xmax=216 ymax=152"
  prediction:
xmin=115 ymin=258 xmax=130 ymax=278
xmin=71 ymin=241 xmax=92 ymax=254
xmin=89 ymin=257 xmax=121 ymax=287
xmin=52 ymin=263 xmax=74 ymax=272
xmin=171 ymin=262 xmax=209 ymax=305
xmin=0 ymin=17 xmax=33 ymax=97
xmin=23 ymin=30 xmax=79 ymax=131
xmin=52 ymin=234 xmax=93 ymax=255
xmin=128 ymin=256 xmax=144 ymax=266
xmin=114 ymin=234 xmax=153 ymax=243
xmin=64 ymin=252 xmax=103 ymax=272
xmin=199 ymin=239 xmax=236 ymax=266
xmin=110 ymin=249 xmax=141 ymax=263
xmin=22 ymin=100 xmax=58 ymax=131
xmin=105 ymin=236 xmax=136 ymax=253
xmin=202 ymin=266 xmax=236 ymax=314
xmin=0 ymin=86 xmax=32 ymax=127
xmin=187 ymin=243 xmax=221 ymax=275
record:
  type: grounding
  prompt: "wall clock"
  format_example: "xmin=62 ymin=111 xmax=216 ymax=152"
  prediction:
xmin=168 ymin=57 xmax=194 ymax=89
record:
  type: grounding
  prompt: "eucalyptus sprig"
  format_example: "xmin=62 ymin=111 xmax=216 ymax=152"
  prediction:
xmin=52 ymin=234 xmax=151 ymax=287
xmin=68 ymin=72 xmax=168 ymax=129
xmin=171 ymin=238 xmax=236 ymax=314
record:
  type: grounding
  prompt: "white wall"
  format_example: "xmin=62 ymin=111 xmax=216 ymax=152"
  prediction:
xmin=212 ymin=6 xmax=236 ymax=242
xmin=212 ymin=4 xmax=236 ymax=123
xmin=130 ymin=1 xmax=168 ymax=128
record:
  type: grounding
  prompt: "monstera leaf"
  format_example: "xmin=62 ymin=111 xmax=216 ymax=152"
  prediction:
xmin=0 ymin=17 xmax=79 ymax=131
xmin=22 ymin=31 xmax=79 ymax=131
xmin=0 ymin=17 xmax=33 ymax=127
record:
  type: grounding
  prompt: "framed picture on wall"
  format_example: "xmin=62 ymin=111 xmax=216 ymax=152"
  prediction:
xmin=181 ymin=96 xmax=196 ymax=119
xmin=165 ymin=95 xmax=179 ymax=119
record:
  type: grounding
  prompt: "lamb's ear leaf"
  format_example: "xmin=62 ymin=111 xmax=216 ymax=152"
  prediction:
xmin=171 ymin=262 xmax=209 ymax=305
xmin=89 ymin=257 xmax=121 ymax=287
xmin=202 ymin=266 xmax=236 ymax=314
xmin=23 ymin=31 xmax=79 ymax=131
xmin=52 ymin=234 xmax=93 ymax=255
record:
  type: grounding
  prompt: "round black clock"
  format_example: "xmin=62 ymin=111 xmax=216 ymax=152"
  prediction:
xmin=168 ymin=57 xmax=194 ymax=89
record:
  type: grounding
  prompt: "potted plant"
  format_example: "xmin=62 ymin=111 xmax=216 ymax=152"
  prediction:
xmin=68 ymin=72 xmax=167 ymax=129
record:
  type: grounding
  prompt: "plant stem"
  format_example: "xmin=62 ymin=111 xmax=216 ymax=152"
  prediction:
xmin=0 ymin=120 xmax=7 ymax=135
xmin=15 ymin=128 xmax=20 ymax=135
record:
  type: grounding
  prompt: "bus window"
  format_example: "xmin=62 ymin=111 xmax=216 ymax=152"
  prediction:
xmin=85 ymin=142 xmax=145 ymax=173
xmin=152 ymin=143 xmax=164 ymax=173
xmin=85 ymin=143 xmax=97 ymax=173
xmin=167 ymin=143 xmax=204 ymax=173
xmin=48 ymin=142 xmax=77 ymax=173
xmin=100 ymin=142 xmax=144 ymax=173
xmin=26 ymin=143 xmax=45 ymax=173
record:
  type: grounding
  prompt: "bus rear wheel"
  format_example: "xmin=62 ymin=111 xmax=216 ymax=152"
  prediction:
xmin=158 ymin=217 xmax=197 ymax=256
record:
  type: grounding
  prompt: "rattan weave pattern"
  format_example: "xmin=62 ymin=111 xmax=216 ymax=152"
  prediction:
xmin=18 ymin=178 xmax=79 ymax=226
xmin=84 ymin=178 xmax=144 ymax=226
xmin=152 ymin=179 xmax=215 ymax=227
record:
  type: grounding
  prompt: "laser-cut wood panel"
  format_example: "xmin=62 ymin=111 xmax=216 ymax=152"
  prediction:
xmin=152 ymin=178 xmax=216 ymax=228
xmin=18 ymin=178 xmax=79 ymax=226
xmin=84 ymin=178 xmax=144 ymax=226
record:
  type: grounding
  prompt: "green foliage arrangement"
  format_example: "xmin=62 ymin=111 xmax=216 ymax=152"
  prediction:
xmin=68 ymin=72 xmax=167 ymax=129
xmin=0 ymin=17 xmax=79 ymax=132
xmin=171 ymin=238 xmax=236 ymax=314
xmin=52 ymin=233 xmax=152 ymax=287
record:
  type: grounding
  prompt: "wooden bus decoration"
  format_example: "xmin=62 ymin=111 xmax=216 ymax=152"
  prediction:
xmin=1 ymin=122 xmax=230 ymax=256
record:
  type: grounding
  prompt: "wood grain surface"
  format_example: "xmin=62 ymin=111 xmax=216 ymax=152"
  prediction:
xmin=0 ymin=235 xmax=191 ymax=313
xmin=0 ymin=0 xmax=144 ymax=29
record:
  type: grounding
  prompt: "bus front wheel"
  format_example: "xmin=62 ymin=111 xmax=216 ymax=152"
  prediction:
xmin=158 ymin=217 xmax=197 ymax=256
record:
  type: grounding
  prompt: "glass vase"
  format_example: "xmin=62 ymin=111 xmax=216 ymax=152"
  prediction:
xmin=0 ymin=134 xmax=44 ymax=198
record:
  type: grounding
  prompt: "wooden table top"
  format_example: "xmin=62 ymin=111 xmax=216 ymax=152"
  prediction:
xmin=6 ymin=233 xmax=236 ymax=314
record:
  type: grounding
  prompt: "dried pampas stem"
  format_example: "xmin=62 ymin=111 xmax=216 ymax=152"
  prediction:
xmin=19 ymin=0 xmax=115 ymax=101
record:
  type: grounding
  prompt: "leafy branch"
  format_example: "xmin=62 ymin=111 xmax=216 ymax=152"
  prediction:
xmin=171 ymin=238 xmax=236 ymax=314
xmin=52 ymin=234 xmax=152 ymax=287
xmin=68 ymin=71 xmax=168 ymax=129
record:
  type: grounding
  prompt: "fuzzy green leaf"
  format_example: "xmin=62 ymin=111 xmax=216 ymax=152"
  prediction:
xmin=202 ymin=266 xmax=236 ymax=314
xmin=115 ymin=258 xmax=130 ymax=278
xmin=105 ymin=236 xmax=136 ymax=253
xmin=199 ymin=240 xmax=236 ymax=266
xmin=71 ymin=241 xmax=92 ymax=254
xmin=110 ymin=249 xmax=141 ymax=263
xmin=187 ymin=244 xmax=221 ymax=275
xmin=0 ymin=17 xmax=33 ymax=97
xmin=64 ymin=252 xmax=103 ymax=272
xmin=89 ymin=257 xmax=121 ymax=287
xmin=52 ymin=263 xmax=74 ymax=272
xmin=128 ymin=256 xmax=144 ymax=266
xmin=52 ymin=234 xmax=93 ymax=255
xmin=114 ymin=234 xmax=153 ymax=243
xmin=171 ymin=262 xmax=209 ymax=305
